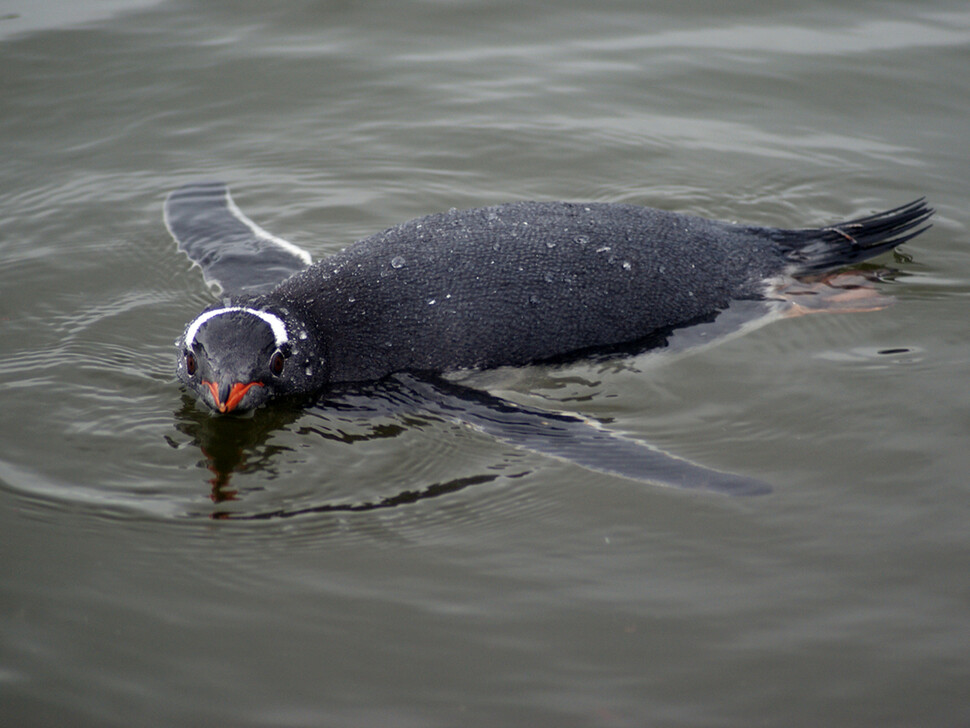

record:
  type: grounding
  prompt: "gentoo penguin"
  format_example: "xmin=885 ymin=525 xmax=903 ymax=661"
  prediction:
xmin=168 ymin=184 xmax=931 ymax=415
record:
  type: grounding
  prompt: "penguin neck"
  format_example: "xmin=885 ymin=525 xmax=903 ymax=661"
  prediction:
xmin=238 ymin=292 xmax=333 ymax=392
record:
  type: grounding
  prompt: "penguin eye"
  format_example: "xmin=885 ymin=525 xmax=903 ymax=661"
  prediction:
xmin=185 ymin=352 xmax=197 ymax=376
xmin=269 ymin=349 xmax=286 ymax=377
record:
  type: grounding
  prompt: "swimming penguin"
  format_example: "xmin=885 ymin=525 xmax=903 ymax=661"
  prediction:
xmin=167 ymin=183 xmax=931 ymax=415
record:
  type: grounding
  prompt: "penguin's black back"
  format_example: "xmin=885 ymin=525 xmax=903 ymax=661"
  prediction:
xmin=264 ymin=202 xmax=789 ymax=382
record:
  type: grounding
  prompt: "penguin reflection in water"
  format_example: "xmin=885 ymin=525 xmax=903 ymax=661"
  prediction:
xmin=167 ymin=183 xmax=932 ymax=495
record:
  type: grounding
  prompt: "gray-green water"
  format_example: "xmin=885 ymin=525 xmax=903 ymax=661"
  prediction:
xmin=2 ymin=1 xmax=969 ymax=725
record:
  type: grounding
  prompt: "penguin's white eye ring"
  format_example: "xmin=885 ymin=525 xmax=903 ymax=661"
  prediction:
xmin=185 ymin=352 xmax=197 ymax=376
xmin=269 ymin=349 xmax=286 ymax=377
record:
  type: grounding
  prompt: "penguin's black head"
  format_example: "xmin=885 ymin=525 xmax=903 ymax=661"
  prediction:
xmin=176 ymin=305 xmax=325 ymax=414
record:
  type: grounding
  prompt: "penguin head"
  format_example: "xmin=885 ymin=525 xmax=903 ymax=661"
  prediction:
xmin=176 ymin=305 xmax=325 ymax=413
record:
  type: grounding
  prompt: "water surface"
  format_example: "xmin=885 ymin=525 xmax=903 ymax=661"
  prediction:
xmin=2 ymin=0 xmax=969 ymax=725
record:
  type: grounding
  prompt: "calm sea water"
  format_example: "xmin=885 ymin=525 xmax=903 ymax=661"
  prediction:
xmin=2 ymin=1 xmax=969 ymax=725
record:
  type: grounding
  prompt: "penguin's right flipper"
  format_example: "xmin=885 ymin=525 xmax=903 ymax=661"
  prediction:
xmin=165 ymin=181 xmax=312 ymax=296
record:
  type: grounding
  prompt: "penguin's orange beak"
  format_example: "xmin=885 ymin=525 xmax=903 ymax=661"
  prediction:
xmin=202 ymin=380 xmax=264 ymax=413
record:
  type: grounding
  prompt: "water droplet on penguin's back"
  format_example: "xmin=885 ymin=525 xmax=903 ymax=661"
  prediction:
xmin=390 ymin=256 xmax=405 ymax=269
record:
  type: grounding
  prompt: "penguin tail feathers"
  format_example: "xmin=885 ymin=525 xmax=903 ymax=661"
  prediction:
xmin=773 ymin=198 xmax=933 ymax=273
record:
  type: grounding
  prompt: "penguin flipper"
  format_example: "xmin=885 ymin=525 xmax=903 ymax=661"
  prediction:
xmin=396 ymin=374 xmax=771 ymax=496
xmin=165 ymin=181 xmax=312 ymax=295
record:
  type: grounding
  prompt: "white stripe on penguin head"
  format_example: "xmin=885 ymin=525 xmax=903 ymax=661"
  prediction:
xmin=184 ymin=307 xmax=289 ymax=348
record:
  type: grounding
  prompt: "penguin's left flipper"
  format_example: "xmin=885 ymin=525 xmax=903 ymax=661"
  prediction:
xmin=165 ymin=182 xmax=312 ymax=296
xmin=396 ymin=374 xmax=772 ymax=496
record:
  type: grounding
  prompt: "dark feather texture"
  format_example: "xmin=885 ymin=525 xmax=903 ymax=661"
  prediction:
xmin=768 ymin=198 xmax=932 ymax=272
